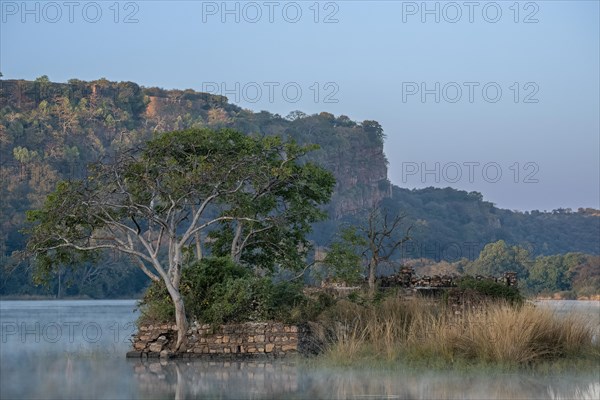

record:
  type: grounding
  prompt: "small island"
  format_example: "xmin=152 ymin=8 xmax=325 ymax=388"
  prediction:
xmin=22 ymin=122 xmax=599 ymax=368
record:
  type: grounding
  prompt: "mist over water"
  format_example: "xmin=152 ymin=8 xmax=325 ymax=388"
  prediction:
xmin=1 ymin=300 xmax=598 ymax=399
xmin=0 ymin=300 xmax=139 ymax=399
xmin=134 ymin=360 xmax=600 ymax=400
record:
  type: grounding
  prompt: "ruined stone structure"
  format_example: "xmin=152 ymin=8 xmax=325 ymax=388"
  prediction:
xmin=379 ymin=268 xmax=518 ymax=290
xmin=128 ymin=322 xmax=318 ymax=359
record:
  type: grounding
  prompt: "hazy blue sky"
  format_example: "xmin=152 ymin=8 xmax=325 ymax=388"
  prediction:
xmin=1 ymin=0 xmax=598 ymax=211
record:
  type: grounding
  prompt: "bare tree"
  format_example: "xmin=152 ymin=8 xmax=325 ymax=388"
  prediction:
xmin=325 ymin=208 xmax=412 ymax=295
xmin=361 ymin=209 xmax=413 ymax=295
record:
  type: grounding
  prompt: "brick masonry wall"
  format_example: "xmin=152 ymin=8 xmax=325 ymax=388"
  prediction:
xmin=127 ymin=322 xmax=319 ymax=359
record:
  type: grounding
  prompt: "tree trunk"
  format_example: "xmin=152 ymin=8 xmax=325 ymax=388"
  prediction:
xmin=194 ymin=231 xmax=202 ymax=260
xmin=191 ymin=204 xmax=203 ymax=260
xmin=165 ymin=282 xmax=188 ymax=351
xmin=231 ymin=221 xmax=243 ymax=261
xmin=368 ymin=257 xmax=377 ymax=297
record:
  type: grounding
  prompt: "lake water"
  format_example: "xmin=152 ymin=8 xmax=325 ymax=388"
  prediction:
xmin=0 ymin=299 xmax=598 ymax=399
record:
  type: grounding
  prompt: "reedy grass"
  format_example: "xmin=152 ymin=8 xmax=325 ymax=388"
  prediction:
xmin=315 ymin=296 xmax=600 ymax=367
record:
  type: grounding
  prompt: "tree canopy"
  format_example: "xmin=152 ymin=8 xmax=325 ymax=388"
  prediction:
xmin=25 ymin=127 xmax=335 ymax=348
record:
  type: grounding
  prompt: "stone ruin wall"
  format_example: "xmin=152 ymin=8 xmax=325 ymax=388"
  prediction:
xmin=379 ymin=267 xmax=519 ymax=289
xmin=128 ymin=322 xmax=317 ymax=359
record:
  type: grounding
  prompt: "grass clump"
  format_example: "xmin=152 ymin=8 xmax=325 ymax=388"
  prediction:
xmin=315 ymin=294 xmax=599 ymax=367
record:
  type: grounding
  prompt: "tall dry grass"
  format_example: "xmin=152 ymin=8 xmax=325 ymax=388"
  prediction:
xmin=316 ymin=296 xmax=599 ymax=365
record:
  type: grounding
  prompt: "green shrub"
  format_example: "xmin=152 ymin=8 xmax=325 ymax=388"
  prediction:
xmin=456 ymin=276 xmax=524 ymax=305
xmin=181 ymin=256 xmax=249 ymax=319
xmin=202 ymin=277 xmax=262 ymax=323
xmin=137 ymin=282 xmax=175 ymax=324
xmin=137 ymin=257 xmax=317 ymax=325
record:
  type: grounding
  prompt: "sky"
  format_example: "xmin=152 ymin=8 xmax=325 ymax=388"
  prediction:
xmin=1 ymin=0 xmax=599 ymax=212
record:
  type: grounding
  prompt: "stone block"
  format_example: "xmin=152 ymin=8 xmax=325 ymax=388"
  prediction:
xmin=134 ymin=342 xmax=146 ymax=351
xmin=157 ymin=335 xmax=168 ymax=343
xmin=265 ymin=343 xmax=275 ymax=353
xmin=148 ymin=343 xmax=163 ymax=353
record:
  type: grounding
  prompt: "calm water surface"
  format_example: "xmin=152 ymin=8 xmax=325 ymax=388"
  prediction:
xmin=0 ymin=299 xmax=598 ymax=399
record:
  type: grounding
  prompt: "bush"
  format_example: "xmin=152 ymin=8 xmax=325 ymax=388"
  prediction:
xmin=137 ymin=257 xmax=315 ymax=325
xmin=181 ymin=256 xmax=249 ymax=320
xmin=455 ymin=276 xmax=524 ymax=305
xmin=137 ymin=280 xmax=175 ymax=324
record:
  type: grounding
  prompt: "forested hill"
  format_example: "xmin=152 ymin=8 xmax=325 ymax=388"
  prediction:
xmin=0 ymin=77 xmax=598 ymax=296
xmin=0 ymin=77 xmax=390 ymax=280
xmin=378 ymin=187 xmax=599 ymax=259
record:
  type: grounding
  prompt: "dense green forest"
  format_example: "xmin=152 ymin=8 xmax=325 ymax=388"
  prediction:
xmin=0 ymin=77 xmax=598 ymax=298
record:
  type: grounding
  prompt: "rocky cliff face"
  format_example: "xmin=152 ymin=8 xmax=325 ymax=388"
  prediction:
xmin=139 ymin=88 xmax=391 ymax=218
xmin=330 ymin=145 xmax=390 ymax=217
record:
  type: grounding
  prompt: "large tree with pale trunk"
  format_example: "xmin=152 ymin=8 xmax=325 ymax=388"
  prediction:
xmin=25 ymin=128 xmax=335 ymax=350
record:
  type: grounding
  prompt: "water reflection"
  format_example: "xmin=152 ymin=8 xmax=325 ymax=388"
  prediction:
xmin=132 ymin=359 xmax=600 ymax=400
xmin=134 ymin=360 xmax=299 ymax=399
